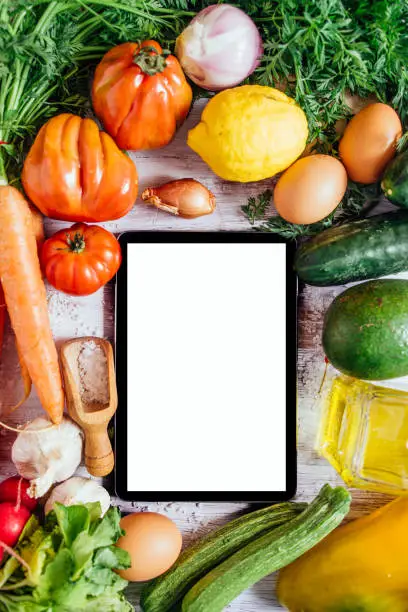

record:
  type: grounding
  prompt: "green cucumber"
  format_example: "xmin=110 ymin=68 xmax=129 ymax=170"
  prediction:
xmin=323 ymin=279 xmax=408 ymax=380
xmin=382 ymin=149 xmax=408 ymax=207
xmin=140 ymin=502 xmax=306 ymax=612
xmin=181 ymin=485 xmax=351 ymax=612
xmin=294 ymin=211 xmax=408 ymax=286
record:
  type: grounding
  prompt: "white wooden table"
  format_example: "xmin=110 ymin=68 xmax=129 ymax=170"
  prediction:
xmin=0 ymin=100 xmax=392 ymax=611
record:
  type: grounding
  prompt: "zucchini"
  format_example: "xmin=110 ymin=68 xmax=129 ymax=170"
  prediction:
xmin=140 ymin=502 xmax=306 ymax=612
xmin=294 ymin=211 xmax=408 ymax=286
xmin=323 ymin=279 xmax=408 ymax=380
xmin=181 ymin=485 xmax=351 ymax=612
xmin=382 ymin=149 xmax=408 ymax=208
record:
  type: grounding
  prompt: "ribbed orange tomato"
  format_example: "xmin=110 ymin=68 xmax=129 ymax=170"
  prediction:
xmin=92 ymin=40 xmax=193 ymax=150
xmin=22 ymin=114 xmax=138 ymax=222
xmin=41 ymin=223 xmax=122 ymax=296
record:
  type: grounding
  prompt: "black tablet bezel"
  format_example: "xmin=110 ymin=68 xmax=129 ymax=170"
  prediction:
xmin=115 ymin=232 xmax=297 ymax=503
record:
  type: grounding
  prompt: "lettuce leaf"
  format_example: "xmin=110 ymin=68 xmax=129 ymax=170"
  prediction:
xmin=0 ymin=504 xmax=132 ymax=611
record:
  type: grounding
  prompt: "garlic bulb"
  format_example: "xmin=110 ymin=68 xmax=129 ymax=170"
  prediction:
xmin=12 ymin=417 xmax=83 ymax=498
xmin=45 ymin=477 xmax=110 ymax=516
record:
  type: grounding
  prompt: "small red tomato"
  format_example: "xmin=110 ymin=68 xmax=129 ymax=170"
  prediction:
xmin=41 ymin=223 xmax=122 ymax=296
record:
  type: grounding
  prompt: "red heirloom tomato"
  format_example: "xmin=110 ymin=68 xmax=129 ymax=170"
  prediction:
xmin=41 ymin=223 xmax=122 ymax=296
xmin=92 ymin=40 xmax=193 ymax=150
xmin=22 ymin=114 xmax=138 ymax=222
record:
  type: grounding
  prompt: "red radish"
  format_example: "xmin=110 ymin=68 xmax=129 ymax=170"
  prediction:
xmin=0 ymin=502 xmax=31 ymax=562
xmin=0 ymin=476 xmax=37 ymax=512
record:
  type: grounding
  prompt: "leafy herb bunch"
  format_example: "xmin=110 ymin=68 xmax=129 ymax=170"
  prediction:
xmin=0 ymin=0 xmax=406 ymax=235
xmin=239 ymin=0 xmax=407 ymax=237
xmin=0 ymin=0 xmax=195 ymax=184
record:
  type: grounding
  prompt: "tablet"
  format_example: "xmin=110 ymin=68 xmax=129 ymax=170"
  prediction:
xmin=115 ymin=232 xmax=297 ymax=502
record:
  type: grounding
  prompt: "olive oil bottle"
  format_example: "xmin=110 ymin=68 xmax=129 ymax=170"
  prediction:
xmin=317 ymin=373 xmax=408 ymax=495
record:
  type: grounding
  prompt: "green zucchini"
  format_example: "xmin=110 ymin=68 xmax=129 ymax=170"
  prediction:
xmin=181 ymin=485 xmax=351 ymax=612
xmin=323 ymin=279 xmax=408 ymax=380
xmin=294 ymin=211 xmax=408 ymax=286
xmin=382 ymin=149 xmax=408 ymax=208
xmin=140 ymin=502 xmax=306 ymax=612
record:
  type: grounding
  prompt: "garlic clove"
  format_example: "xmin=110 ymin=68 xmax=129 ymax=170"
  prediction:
xmin=29 ymin=472 xmax=56 ymax=499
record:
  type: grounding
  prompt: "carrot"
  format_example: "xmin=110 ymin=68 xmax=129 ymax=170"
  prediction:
xmin=0 ymin=205 xmax=43 ymax=362
xmin=0 ymin=186 xmax=64 ymax=424
xmin=29 ymin=203 xmax=45 ymax=251
xmin=0 ymin=283 xmax=5 ymax=362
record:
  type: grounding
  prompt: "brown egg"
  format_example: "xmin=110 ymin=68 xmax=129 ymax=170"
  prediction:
xmin=339 ymin=103 xmax=402 ymax=184
xmin=116 ymin=512 xmax=182 ymax=582
xmin=274 ymin=155 xmax=348 ymax=225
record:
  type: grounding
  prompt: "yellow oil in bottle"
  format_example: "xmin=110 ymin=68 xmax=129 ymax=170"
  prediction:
xmin=317 ymin=375 xmax=408 ymax=495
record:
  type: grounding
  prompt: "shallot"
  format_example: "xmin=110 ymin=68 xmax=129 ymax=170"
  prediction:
xmin=141 ymin=179 xmax=215 ymax=219
xmin=175 ymin=5 xmax=263 ymax=91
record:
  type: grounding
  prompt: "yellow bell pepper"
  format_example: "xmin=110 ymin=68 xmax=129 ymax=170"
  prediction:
xmin=277 ymin=497 xmax=408 ymax=612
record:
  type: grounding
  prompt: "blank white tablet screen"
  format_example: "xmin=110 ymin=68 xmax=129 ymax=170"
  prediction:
xmin=127 ymin=242 xmax=287 ymax=493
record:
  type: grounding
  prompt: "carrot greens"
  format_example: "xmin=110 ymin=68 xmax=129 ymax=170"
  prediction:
xmin=0 ymin=0 xmax=407 ymax=235
xmin=0 ymin=0 xmax=195 ymax=185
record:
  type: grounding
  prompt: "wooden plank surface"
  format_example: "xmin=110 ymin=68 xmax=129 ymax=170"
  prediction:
xmin=0 ymin=100 xmax=392 ymax=611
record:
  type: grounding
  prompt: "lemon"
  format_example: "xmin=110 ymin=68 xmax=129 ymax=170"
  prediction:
xmin=187 ymin=85 xmax=308 ymax=183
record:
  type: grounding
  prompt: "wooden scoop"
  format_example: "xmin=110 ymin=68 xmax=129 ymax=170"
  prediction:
xmin=61 ymin=337 xmax=117 ymax=477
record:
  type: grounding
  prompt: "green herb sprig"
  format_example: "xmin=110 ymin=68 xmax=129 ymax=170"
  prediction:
xmin=241 ymin=189 xmax=273 ymax=225
xmin=243 ymin=182 xmax=383 ymax=240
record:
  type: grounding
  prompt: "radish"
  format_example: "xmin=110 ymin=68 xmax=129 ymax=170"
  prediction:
xmin=0 ymin=502 xmax=31 ymax=563
xmin=0 ymin=476 xmax=37 ymax=511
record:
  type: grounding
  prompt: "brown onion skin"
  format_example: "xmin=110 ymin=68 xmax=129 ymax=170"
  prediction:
xmin=141 ymin=179 xmax=216 ymax=219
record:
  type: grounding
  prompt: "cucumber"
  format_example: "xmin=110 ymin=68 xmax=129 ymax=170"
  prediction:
xmin=140 ymin=502 xmax=306 ymax=612
xmin=181 ymin=485 xmax=350 ymax=612
xmin=323 ymin=279 xmax=408 ymax=380
xmin=294 ymin=211 xmax=408 ymax=286
xmin=382 ymin=149 xmax=408 ymax=208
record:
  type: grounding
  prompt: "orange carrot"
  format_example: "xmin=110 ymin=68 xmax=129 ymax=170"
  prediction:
xmin=29 ymin=203 xmax=45 ymax=252
xmin=0 ymin=283 xmax=5 ymax=361
xmin=0 ymin=186 xmax=64 ymax=423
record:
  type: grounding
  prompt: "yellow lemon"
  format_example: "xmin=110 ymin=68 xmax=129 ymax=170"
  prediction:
xmin=188 ymin=85 xmax=308 ymax=182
